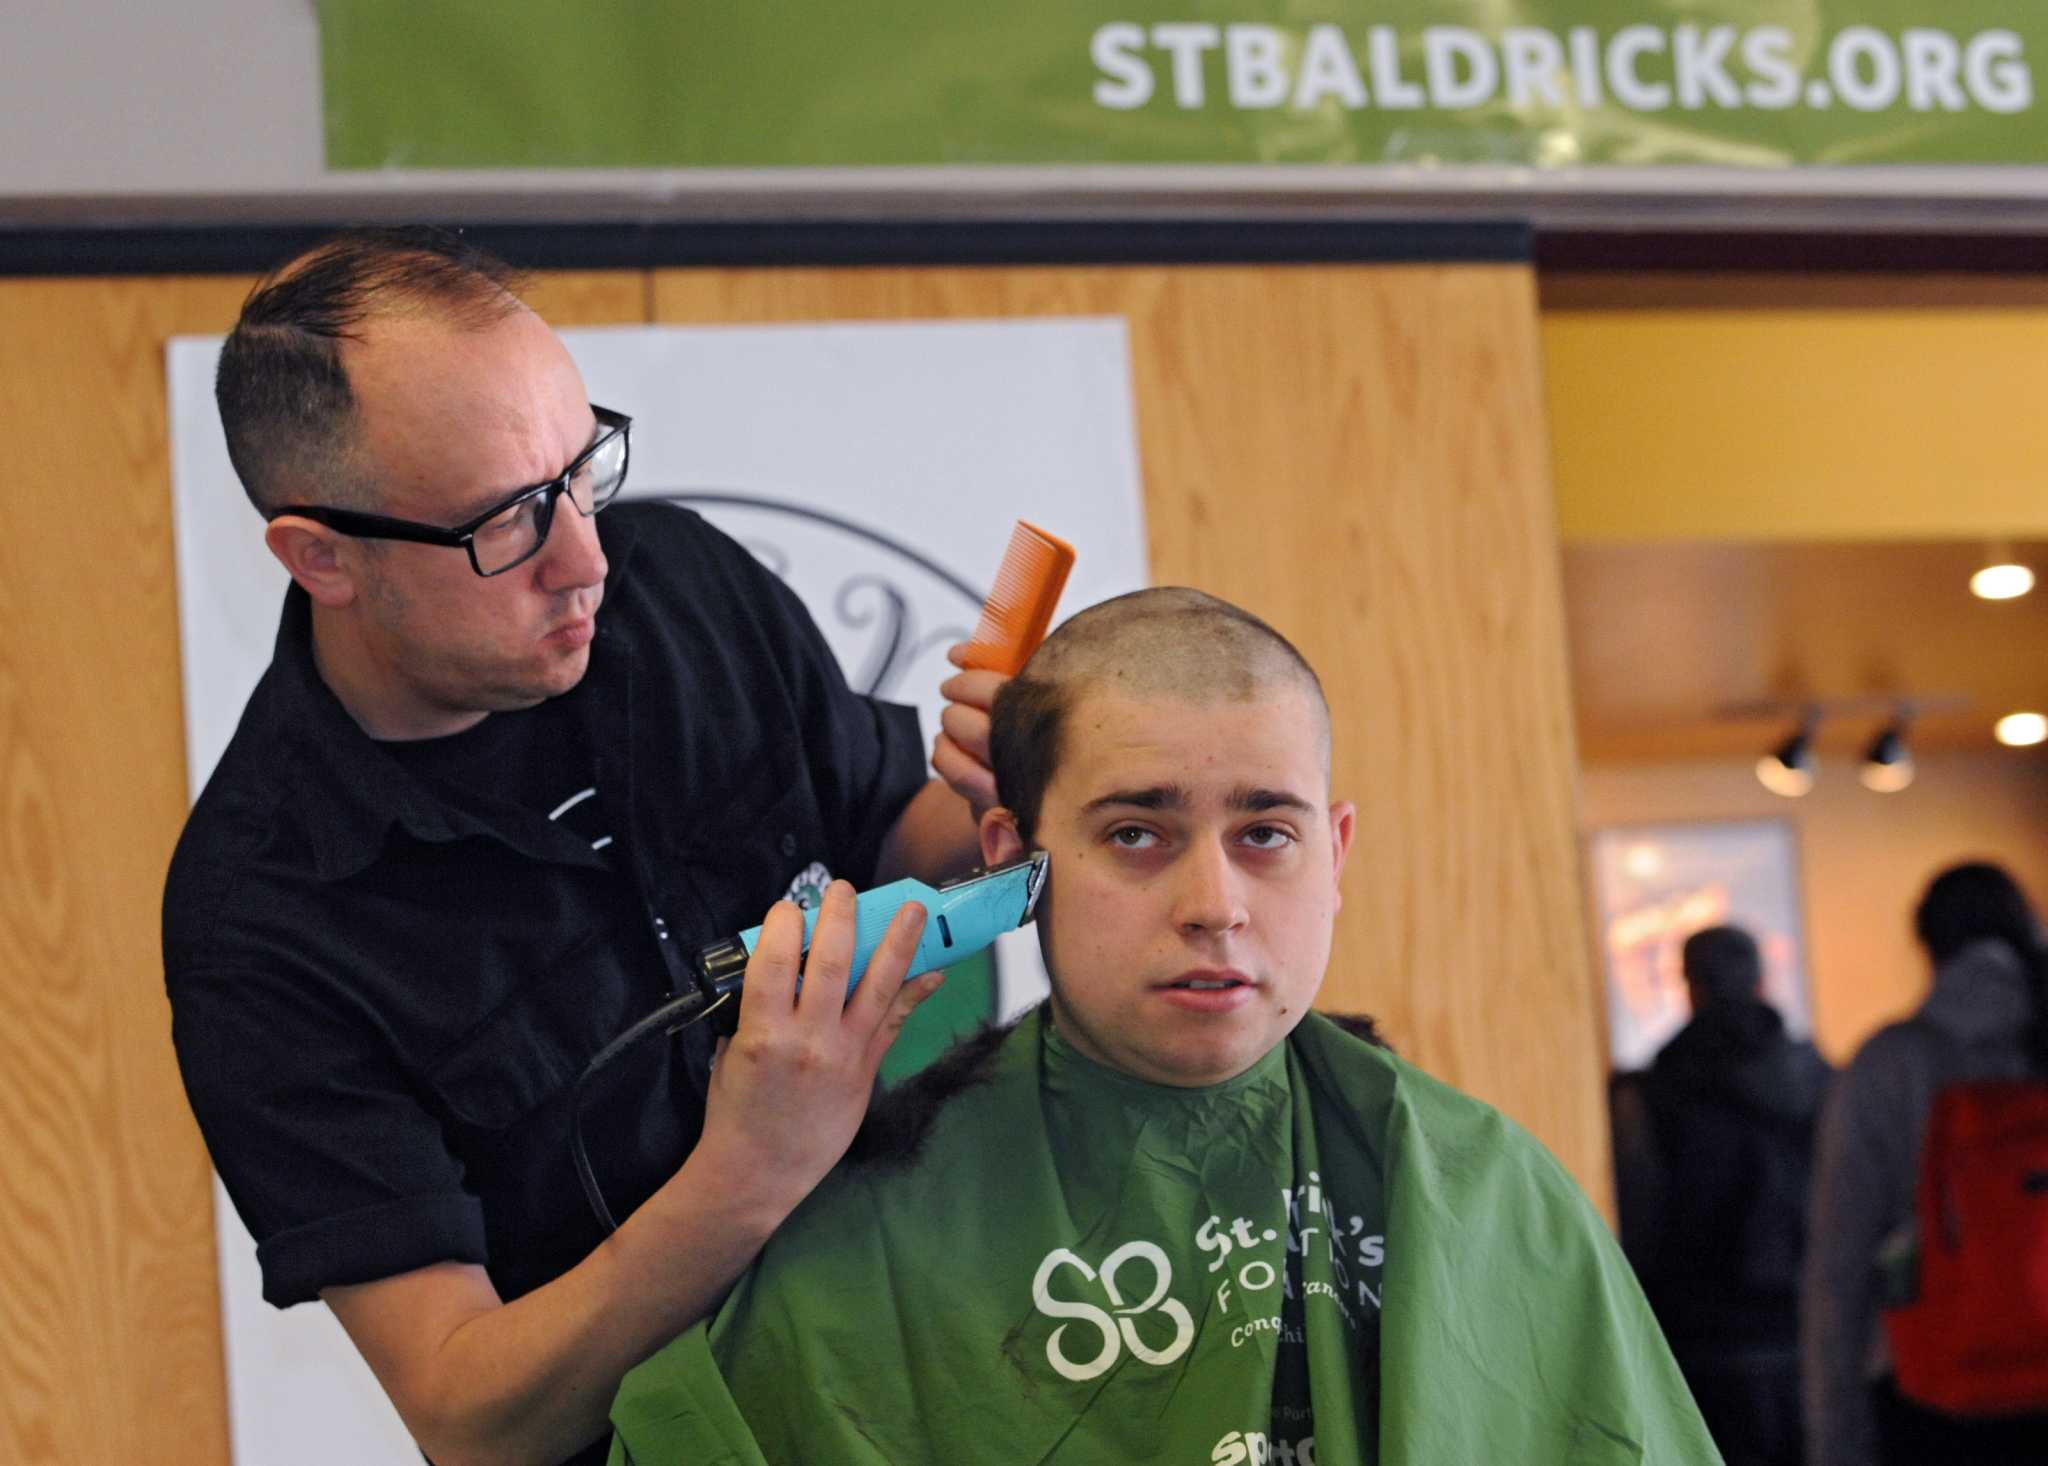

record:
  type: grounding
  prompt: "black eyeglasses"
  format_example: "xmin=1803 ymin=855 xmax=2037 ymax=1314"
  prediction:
xmin=270 ymin=406 xmax=632 ymax=577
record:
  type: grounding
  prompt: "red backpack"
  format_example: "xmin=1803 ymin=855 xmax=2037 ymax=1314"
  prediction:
xmin=1884 ymin=1078 xmax=2048 ymax=1415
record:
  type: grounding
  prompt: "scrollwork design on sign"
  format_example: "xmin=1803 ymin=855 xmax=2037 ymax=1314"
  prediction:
xmin=834 ymin=577 xmax=975 ymax=701
xmin=836 ymin=576 xmax=912 ymax=696
xmin=660 ymin=491 xmax=983 ymax=700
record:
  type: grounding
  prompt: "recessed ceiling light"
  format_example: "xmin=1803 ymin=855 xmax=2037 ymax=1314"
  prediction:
xmin=1971 ymin=563 xmax=2035 ymax=601
xmin=1995 ymin=712 xmax=2048 ymax=748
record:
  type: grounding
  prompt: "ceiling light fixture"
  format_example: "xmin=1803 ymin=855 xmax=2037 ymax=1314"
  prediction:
xmin=1859 ymin=713 xmax=1915 ymax=793
xmin=1971 ymin=562 xmax=2035 ymax=601
xmin=1756 ymin=719 xmax=1818 ymax=797
xmin=1996 ymin=712 xmax=2048 ymax=748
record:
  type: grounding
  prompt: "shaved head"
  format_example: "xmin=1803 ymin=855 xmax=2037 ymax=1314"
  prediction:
xmin=989 ymin=587 xmax=1330 ymax=842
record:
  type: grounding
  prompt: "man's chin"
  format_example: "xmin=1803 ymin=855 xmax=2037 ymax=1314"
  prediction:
xmin=532 ymin=644 xmax=595 ymax=696
xmin=1122 ymin=1033 xmax=1279 ymax=1090
xmin=476 ymin=652 xmax=592 ymax=713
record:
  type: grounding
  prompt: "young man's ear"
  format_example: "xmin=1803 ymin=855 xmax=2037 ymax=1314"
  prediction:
xmin=263 ymin=516 xmax=361 ymax=609
xmin=1327 ymin=800 xmax=1357 ymax=907
xmin=979 ymin=807 xmax=1027 ymax=870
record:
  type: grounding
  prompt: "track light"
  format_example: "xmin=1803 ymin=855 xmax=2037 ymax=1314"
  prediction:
xmin=1859 ymin=717 xmax=1915 ymax=793
xmin=1756 ymin=722 xmax=1817 ymax=797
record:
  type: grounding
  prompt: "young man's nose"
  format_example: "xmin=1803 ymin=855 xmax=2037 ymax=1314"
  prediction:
xmin=1173 ymin=837 xmax=1249 ymax=936
xmin=534 ymin=496 xmax=608 ymax=594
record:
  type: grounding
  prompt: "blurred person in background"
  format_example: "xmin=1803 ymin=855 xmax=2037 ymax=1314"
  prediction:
xmin=1802 ymin=862 xmax=2048 ymax=1466
xmin=1612 ymin=924 xmax=1831 ymax=1466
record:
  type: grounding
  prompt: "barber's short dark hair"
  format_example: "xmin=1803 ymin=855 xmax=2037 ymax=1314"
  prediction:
xmin=215 ymin=227 xmax=527 ymax=516
xmin=1681 ymin=925 xmax=1763 ymax=1005
xmin=988 ymin=587 xmax=1327 ymax=843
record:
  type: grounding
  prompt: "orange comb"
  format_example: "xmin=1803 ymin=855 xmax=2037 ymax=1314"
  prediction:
xmin=960 ymin=521 xmax=1076 ymax=676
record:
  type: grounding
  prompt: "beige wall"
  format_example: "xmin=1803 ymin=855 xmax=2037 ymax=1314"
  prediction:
xmin=1580 ymin=750 xmax=2048 ymax=1064
xmin=1542 ymin=274 xmax=2048 ymax=544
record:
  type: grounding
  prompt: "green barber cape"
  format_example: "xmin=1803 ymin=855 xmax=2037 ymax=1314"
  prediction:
xmin=611 ymin=1010 xmax=1719 ymax=1465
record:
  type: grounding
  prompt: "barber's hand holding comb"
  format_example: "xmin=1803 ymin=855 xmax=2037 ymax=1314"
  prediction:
xmin=935 ymin=521 xmax=1075 ymax=820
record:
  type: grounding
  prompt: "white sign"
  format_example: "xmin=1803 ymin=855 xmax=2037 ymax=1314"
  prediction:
xmin=168 ymin=316 xmax=1149 ymax=1463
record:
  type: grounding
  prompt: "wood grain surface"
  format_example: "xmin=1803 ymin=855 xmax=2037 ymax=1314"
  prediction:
xmin=653 ymin=264 xmax=1608 ymax=1207
xmin=2 ymin=273 xmax=248 ymax=1466
xmin=0 ymin=267 xmax=644 ymax=1466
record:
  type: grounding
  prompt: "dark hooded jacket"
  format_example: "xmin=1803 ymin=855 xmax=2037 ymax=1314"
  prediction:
xmin=1615 ymin=998 xmax=1833 ymax=1350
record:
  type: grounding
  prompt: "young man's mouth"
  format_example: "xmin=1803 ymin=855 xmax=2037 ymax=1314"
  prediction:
xmin=1155 ymin=970 xmax=1257 ymax=1010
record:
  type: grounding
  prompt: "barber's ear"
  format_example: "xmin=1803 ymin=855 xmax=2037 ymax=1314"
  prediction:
xmin=264 ymin=516 xmax=360 ymax=609
xmin=980 ymin=807 xmax=1027 ymax=870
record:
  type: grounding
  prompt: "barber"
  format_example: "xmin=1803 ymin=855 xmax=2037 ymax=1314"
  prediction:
xmin=163 ymin=229 xmax=1004 ymax=1466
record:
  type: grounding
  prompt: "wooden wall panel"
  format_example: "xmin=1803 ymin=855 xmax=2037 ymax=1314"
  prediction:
xmin=0 ymin=268 xmax=644 ymax=1465
xmin=2 ymin=273 xmax=246 ymax=1466
xmin=653 ymin=265 xmax=1606 ymax=1206
xmin=522 ymin=269 xmax=653 ymax=328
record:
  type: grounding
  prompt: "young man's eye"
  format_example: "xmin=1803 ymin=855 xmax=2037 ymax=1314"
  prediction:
xmin=1241 ymin=824 xmax=1296 ymax=850
xmin=1109 ymin=827 xmax=1161 ymax=850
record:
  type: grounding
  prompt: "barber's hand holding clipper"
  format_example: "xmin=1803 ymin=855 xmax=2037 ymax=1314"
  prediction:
xmin=692 ymin=881 xmax=939 ymax=1224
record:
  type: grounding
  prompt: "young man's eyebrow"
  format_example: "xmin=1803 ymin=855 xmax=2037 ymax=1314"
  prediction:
xmin=1078 ymin=784 xmax=1316 ymax=816
xmin=1080 ymin=785 xmax=1187 ymax=815
xmin=1232 ymin=786 xmax=1316 ymax=815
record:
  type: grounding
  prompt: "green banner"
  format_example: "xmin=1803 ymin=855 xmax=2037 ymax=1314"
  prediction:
xmin=320 ymin=2 xmax=2045 ymax=170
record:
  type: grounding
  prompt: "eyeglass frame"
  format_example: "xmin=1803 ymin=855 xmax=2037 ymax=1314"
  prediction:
xmin=267 ymin=405 xmax=633 ymax=578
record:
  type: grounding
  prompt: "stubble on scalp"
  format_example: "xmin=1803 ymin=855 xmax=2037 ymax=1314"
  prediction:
xmin=1042 ymin=592 xmax=1325 ymax=727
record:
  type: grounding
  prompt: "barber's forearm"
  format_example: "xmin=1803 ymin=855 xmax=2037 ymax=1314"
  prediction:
xmin=343 ymin=885 xmax=927 ymax=1466
xmin=397 ymin=1142 xmax=793 ymax=1466
xmin=874 ymin=778 xmax=982 ymax=885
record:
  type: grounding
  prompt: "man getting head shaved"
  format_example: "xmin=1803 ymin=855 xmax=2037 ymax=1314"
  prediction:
xmin=979 ymin=587 xmax=1348 ymax=1092
xmin=609 ymin=589 xmax=1718 ymax=1466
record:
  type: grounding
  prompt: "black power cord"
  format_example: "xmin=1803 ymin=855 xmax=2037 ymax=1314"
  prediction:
xmin=569 ymin=987 xmax=733 ymax=1233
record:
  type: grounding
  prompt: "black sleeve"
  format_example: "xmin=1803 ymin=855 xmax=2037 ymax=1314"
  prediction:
xmin=170 ymin=963 xmax=486 ymax=1307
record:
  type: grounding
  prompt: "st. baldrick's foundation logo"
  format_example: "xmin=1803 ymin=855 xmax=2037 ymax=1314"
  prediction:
xmin=1030 ymin=1240 xmax=1195 ymax=1382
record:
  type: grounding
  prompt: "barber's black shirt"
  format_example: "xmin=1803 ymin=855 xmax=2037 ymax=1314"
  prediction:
xmin=164 ymin=503 xmax=926 ymax=1334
